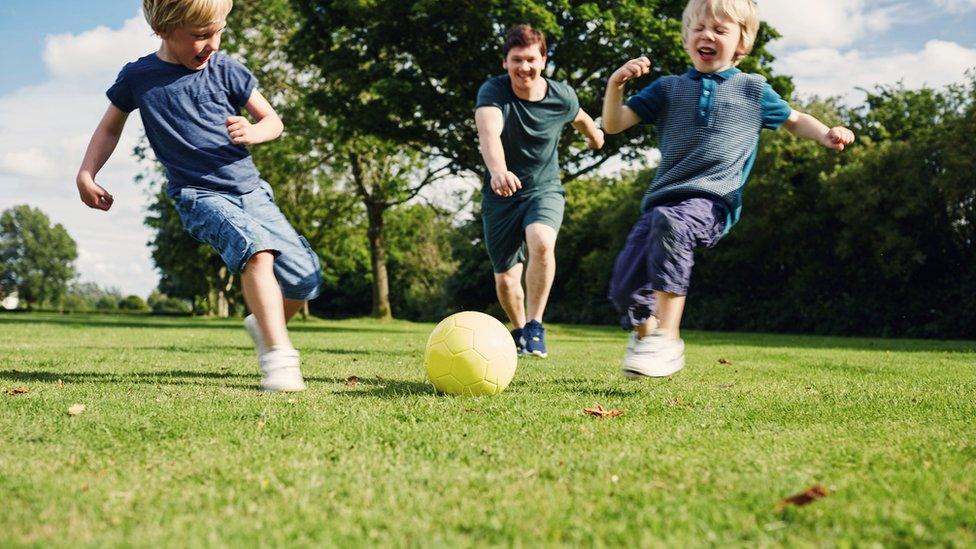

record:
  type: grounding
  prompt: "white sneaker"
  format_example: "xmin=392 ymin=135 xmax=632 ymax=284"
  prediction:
xmin=259 ymin=347 xmax=306 ymax=392
xmin=244 ymin=314 xmax=266 ymax=359
xmin=622 ymin=330 xmax=685 ymax=378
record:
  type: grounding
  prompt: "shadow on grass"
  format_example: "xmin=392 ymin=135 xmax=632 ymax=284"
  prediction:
xmin=0 ymin=369 xmax=433 ymax=396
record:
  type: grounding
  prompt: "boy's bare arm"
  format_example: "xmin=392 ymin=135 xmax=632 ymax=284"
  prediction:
xmin=571 ymin=108 xmax=605 ymax=150
xmin=475 ymin=106 xmax=521 ymax=197
xmin=76 ymin=104 xmax=129 ymax=211
xmin=226 ymin=89 xmax=283 ymax=146
xmin=783 ymin=110 xmax=855 ymax=151
xmin=603 ymin=56 xmax=649 ymax=134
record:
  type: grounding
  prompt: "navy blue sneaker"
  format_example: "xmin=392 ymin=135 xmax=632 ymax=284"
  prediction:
xmin=510 ymin=328 xmax=524 ymax=353
xmin=520 ymin=320 xmax=548 ymax=358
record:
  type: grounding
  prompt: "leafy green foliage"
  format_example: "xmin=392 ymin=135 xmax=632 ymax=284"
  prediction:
xmin=0 ymin=205 xmax=77 ymax=308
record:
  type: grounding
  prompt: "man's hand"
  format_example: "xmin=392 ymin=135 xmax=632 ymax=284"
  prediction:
xmin=821 ymin=126 xmax=855 ymax=151
xmin=76 ymin=177 xmax=114 ymax=211
xmin=490 ymin=170 xmax=522 ymax=198
xmin=587 ymin=129 xmax=605 ymax=150
xmin=226 ymin=116 xmax=257 ymax=145
xmin=609 ymin=56 xmax=651 ymax=88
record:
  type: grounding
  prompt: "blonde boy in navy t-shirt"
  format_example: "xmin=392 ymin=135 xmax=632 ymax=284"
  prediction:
xmin=76 ymin=0 xmax=321 ymax=392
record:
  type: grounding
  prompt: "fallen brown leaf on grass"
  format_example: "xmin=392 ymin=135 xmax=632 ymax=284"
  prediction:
xmin=718 ymin=358 xmax=732 ymax=365
xmin=583 ymin=404 xmax=623 ymax=418
xmin=775 ymin=484 xmax=829 ymax=511
xmin=56 ymin=379 xmax=64 ymax=389
xmin=256 ymin=417 xmax=266 ymax=430
xmin=344 ymin=375 xmax=360 ymax=387
xmin=67 ymin=404 xmax=86 ymax=416
xmin=6 ymin=386 xmax=29 ymax=396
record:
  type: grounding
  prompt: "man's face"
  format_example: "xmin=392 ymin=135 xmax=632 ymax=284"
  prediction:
xmin=684 ymin=15 xmax=743 ymax=73
xmin=159 ymin=21 xmax=225 ymax=70
xmin=503 ymin=44 xmax=547 ymax=92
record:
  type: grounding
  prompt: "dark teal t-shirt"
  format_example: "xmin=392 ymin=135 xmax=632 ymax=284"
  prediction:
xmin=476 ymin=75 xmax=580 ymax=197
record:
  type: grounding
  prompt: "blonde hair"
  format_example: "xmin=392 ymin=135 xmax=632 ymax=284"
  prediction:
xmin=143 ymin=0 xmax=233 ymax=34
xmin=681 ymin=0 xmax=760 ymax=63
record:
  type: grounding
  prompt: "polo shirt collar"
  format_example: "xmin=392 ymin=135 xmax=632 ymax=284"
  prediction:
xmin=686 ymin=66 xmax=741 ymax=81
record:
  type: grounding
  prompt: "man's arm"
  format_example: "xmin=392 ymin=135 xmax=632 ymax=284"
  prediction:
xmin=76 ymin=104 xmax=129 ymax=211
xmin=602 ymin=56 xmax=650 ymax=134
xmin=475 ymin=106 xmax=521 ymax=197
xmin=572 ymin=108 xmax=604 ymax=150
xmin=783 ymin=110 xmax=855 ymax=151
xmin=226 ymin=89 xmax=283 ymax=146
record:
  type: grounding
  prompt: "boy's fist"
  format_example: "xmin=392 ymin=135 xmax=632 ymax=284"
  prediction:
xmin=587 ymin=129 xmax=605 ymax=150
xmin=822 ymin=126 xmax=855 ymax=151
xmin=76 ymin=178 xmax=114 ymax=211
xmin=610 ymin=56 xmax=651 ymax=87
xmin=226 ymin=116 xmax=255 ymax=145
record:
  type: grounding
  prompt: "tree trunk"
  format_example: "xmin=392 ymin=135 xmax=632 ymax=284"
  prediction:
xmin=366 ymin=202 xmax=393 ymax=320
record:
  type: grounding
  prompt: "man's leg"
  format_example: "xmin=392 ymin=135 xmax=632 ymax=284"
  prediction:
xmin=283 ymin=298 xmax=305 ymax=322
xmin=524 ymin=223 xmax=557 ymax=323
xmin=241 ymin=251 xmax=292 ymax=349
xmin=494 ymin=263 xmax=526 ymax=330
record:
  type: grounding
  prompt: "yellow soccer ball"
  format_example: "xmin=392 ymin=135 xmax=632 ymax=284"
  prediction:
xmin=424 ymin=311 xmax=518 ymax=396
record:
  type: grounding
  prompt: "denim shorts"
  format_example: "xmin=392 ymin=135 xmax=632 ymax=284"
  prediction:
xmin=608 ymin=197 xmax=728 ymax=328
xmin=174 ymin=181 xmax=322 ymax=301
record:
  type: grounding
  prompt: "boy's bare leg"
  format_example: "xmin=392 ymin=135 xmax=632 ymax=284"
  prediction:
xmin=242 ymin=251 xmax=292 ymax=349
xmin=524 ymin=223 xmax=557 ymax=323
xmin=637 ymin=291 xmax=686 ymax=340
xmin=283 ymin=298 xmax=305 ymax=322
xmin=494 ymin=263 xmax=526 ymax=329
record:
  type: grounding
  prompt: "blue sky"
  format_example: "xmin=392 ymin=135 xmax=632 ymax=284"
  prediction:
xmin=1 ymin=0 xmax=975 ymax=297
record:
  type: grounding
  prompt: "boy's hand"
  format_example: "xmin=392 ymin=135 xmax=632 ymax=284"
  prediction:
xmin=76 ymin=178 xmax=114 ymax=211
xmin=587 ymin=129 xmax=605 ymax=150
xmin=609 ymin=56 xmax=651 ymax=88
xmin=490 ymin=170 xmax=522 ymax=198
xmin=822 ymin=126 xmax=855 ymax=151
xmin=226 ymin=116 xmax=256 ymax=145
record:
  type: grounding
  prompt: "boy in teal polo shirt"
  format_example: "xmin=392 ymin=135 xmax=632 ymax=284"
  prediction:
xmin=602 ymin=0 xmax=855 ymax=378
xmin=475 ymin=24 xmax=604 ymax=358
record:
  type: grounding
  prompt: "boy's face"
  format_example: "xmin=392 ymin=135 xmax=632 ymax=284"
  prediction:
xmin=159 ymin=21 xmax=226 ymax=71
xmin=684 ymin=15 xmax=743 ymax=73
xmin=503 ymin=44 xmax=547 ymax=93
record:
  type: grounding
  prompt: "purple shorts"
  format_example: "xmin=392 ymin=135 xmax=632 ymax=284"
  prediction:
xmin=608 ymin=197 xmax=728 ymax=329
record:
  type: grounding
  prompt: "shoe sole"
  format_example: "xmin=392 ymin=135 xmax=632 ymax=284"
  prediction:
xmin=260 ymin=384 xmax=307 ymax=392
xmin=622 ymin=363 xmax=684 ymax=379
xmin=520 ymin=349 xmax=548 ymax=358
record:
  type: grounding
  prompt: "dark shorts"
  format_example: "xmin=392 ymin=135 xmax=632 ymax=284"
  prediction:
xmin=608 ymin=197 xmax=728 ymax=329
xmin=174 ymin=181 xmax=323 ymax=301
xmin=481 ymin=189 xmax=565 ymax=273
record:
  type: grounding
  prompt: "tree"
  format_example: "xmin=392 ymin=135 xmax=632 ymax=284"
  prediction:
xmin=291 ymin=0 xmax=790 ymax=179
xmin=0 ymin=205 xmax=78 ymax=309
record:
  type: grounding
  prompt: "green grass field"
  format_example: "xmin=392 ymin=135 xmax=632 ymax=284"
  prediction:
xmin=2 ymin=312 xmax=974 ymax=546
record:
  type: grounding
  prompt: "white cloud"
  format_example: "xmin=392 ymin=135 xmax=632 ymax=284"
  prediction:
xmin=42 ymin=16 xmax=158 ymax=80
xmin=760 ymin=0 xmax=901 ymax=49
xmin=0 ymin=13 xmax=160 ymax=297
xmin=776 ymin=40 xmax=976 ymax=103
xmin=934 ymin=0 xmax=976 ymax=13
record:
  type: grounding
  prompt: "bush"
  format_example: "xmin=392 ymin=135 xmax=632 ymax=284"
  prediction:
xmin=95 ymin=295 xmax=119 ymax=311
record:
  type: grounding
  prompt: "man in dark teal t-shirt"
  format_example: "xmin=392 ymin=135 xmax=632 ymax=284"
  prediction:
xmin=475 ymin=24 xmax=604 ymax=358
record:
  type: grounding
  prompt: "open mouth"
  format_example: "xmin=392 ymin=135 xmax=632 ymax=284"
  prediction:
xmin=195 ymin=52 xmax=212 ymax=64
xmin=697 ymin=47 xmax=717 ymax=61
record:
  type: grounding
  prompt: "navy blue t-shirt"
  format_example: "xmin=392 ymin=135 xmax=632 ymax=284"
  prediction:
xmin=107 ymin=52 xmax=261 ymax=197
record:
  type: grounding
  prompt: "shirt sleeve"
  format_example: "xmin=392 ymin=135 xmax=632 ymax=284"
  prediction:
xmin=224 ymin=55 xmax=258 ymax=109
xmin=105 ymin=64 xmax=137 ymax=113
xmin=565 ymin=85 xmax=581 ymax=124
xmin=625 ymin=78 xmax=667 ymax=124
xmin=760 ymin=83 xmax=792 ymax=130
xmin=475 ymin=79 xmax=506 ymax=111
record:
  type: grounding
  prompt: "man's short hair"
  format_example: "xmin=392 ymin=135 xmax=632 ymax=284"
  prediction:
xmin=503 ymin=24 xmax=547 ymax=58
xmin=143 ymin=0 xmax=233 ymax=34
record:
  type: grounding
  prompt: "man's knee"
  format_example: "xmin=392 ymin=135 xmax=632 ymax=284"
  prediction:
xmin=494 ymin=269 xmax=522 ymax=293
xmin=525 ymin=225 xmax=557 ymax=259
